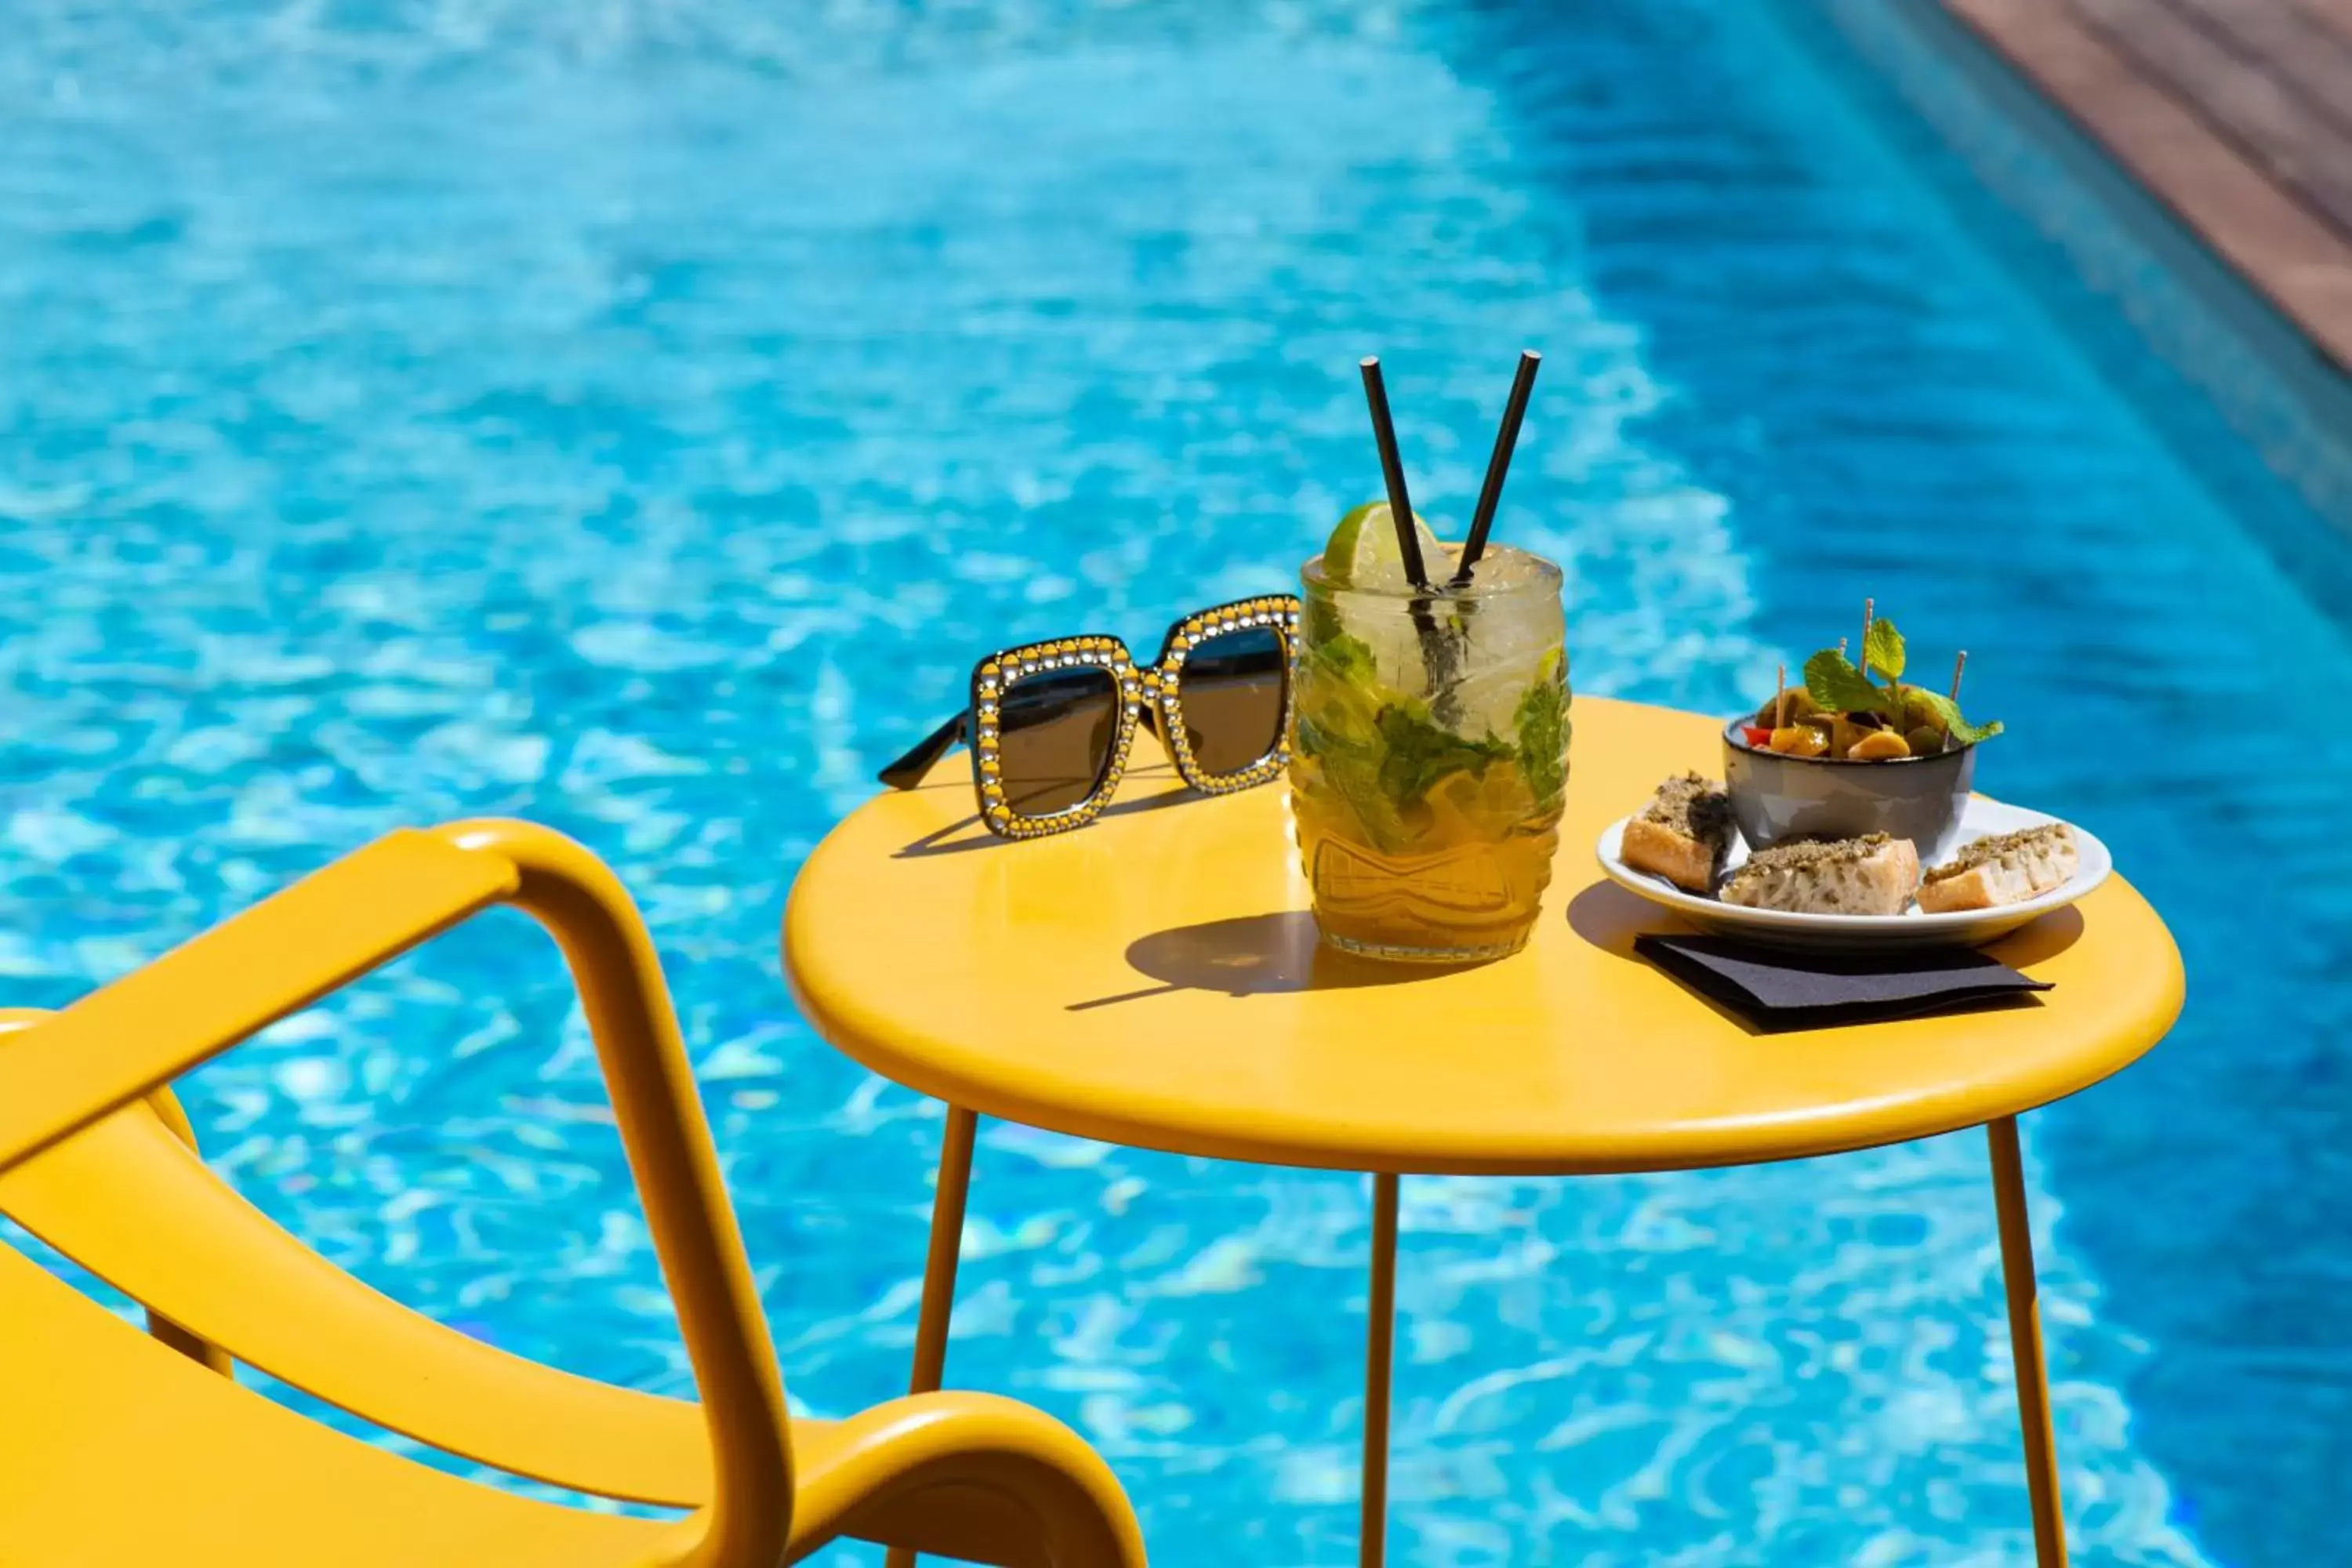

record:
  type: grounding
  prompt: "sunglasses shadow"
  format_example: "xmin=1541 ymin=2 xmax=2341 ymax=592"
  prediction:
xmin=1066 ymin=909 xmax=1490 ymax=1011
xmin=892 ymin=765 xmax=1197 ymax=858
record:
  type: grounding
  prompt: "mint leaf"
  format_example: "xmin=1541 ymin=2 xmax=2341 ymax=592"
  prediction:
xmin=1315 ymin=738 xmax=1412 ymax=852
xmin=1373 ymin=702 xmax=1512 ymax=806
xmin=1302 ymin=592 xmax=1345 ymax=648
xmin=1512 ymin=670 xmax=1568 ymax=806
xmin=1290 ymin=709 xmax=1339 ymax=760
xmin=1309 ymin=631 xmax=1377 ymax=685
xmin=1802 ymin=649 xmax=1888 ymax=717
xmin=1904 ymin=687 xmax=2003 ymax=745
xmin=1864 ymin=616 xmax=1906 ymax=682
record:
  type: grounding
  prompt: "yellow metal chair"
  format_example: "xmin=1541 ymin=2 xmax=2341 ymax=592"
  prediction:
xmin=0 ymin=818 xmax=1146 ymax=1567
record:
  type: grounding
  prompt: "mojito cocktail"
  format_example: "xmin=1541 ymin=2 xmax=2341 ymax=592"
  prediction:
xmin=1288 ymin=503 xmax=1570 ymax=961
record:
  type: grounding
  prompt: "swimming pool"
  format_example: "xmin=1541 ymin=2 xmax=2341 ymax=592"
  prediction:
xmin=2 ymin=1 xmax=2343 ymax=1563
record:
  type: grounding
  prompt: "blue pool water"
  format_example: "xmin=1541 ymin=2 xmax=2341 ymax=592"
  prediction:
xmin=3 ymin=2 xmax=2347 ymax=1563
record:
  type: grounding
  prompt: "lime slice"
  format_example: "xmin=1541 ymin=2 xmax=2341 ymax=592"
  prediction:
xmin=1323 ymin=501 xmax=1446 ymax=592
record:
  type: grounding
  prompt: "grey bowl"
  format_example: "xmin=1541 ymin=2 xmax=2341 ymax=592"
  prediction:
xmin=1721 ymin=718 xmax=1977 ymax=861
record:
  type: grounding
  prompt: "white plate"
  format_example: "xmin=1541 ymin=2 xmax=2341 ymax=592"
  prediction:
xmin=1595 ymin=798 xmax=2111 ymax=951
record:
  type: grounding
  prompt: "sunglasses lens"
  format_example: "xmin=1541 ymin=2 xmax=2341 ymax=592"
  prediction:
xmin=1177 ymin=625 xmax=1287 ymax=775
xmin=997 ymin=666 xmax=1120 ymax=816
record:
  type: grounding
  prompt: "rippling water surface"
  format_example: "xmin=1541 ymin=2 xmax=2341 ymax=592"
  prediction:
xmin=2 ymin=2 xmax=2344 ymax=1563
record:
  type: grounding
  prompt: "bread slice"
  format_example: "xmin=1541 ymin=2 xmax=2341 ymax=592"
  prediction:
xmin=1620 ymin=773 xmax=1733 ymax=893
xmin=1721 ymin=833 xmax=1920 ymax=916
xmin=1918 ymin=824 xmax=2078 ymax=913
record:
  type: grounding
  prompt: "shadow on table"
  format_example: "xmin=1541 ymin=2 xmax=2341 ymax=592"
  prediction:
xmin=1065 ymin=909 xmax=1486 ymax=1011
xmin=1563 ymin=881 xmax=1766 ymax=1036
xmin=1563 ymin=878 xmax=1673 ymax=959
xmin=1984 ymin=907 xmax=2086 ymax=967
xmin=895 ymin=766 xmax=1196 ymax=858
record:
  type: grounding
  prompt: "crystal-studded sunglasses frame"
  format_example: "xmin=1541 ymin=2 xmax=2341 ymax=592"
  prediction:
xmin=878 ymin=595 xmax=1304 ymax=839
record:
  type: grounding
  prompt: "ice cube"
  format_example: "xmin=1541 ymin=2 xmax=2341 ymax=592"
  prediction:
xmin=1428 ymin=545 xmax=1565 ymax=738
xmin=1452 ymin=548 xmax=1564 ymax=671
xmin=1445 ymin=648 xmax=1561 ymax=742
xmin=1332 ymin=593 xmax=1439 ymax=699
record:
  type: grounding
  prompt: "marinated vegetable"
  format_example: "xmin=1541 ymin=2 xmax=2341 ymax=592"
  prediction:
xmin=1735 ymin=600 xmax=2002 ymax=763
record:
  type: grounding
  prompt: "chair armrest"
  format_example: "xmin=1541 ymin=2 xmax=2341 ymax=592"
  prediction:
xmin=0 ymin=1076 xmax=712 ymax=1505
xmin=0 ymin=830 xmax=510 ymax=1172
xmin=0 ymin=822 xmax=793 ymax=1559
xmin=793 ymin=1392 xmax=1145 ymax=1568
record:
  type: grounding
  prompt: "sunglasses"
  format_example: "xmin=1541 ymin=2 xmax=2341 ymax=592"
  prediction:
xmin=880 ymin=595 xmax=1302 ymax=838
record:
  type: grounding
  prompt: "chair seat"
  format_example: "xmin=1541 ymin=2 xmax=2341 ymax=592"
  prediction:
xmin=0 ymin=1241 xmax=705 ymax=1566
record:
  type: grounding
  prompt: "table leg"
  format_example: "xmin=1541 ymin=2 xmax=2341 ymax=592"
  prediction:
xmin=887 ymin=1103 xmax=978 ymax=1568
xmin=1987 ymin=1115 xmax=2067 ymax=1568
xmin=1360 ymin=1172 xmax=1399 ymax=1568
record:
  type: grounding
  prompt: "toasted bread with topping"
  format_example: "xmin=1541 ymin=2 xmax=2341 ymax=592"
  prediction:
xmin=1918 ymin=824 xmax=2077 ymax=913
xmin=1620 ymin=773 xmax=1733 ymax=894
xmin=1721 ymin=833 xmax=1920 ymax=916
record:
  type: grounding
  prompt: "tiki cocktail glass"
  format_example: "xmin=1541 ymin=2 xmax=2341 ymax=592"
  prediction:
xmin=1287 ymin=542 xmax=1570 ymax=961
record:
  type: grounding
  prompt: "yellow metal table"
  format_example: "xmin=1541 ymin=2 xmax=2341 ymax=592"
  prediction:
xmin=784 ymin=696 xmax=2182 ymax=1568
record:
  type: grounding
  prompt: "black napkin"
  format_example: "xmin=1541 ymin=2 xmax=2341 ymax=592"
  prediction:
xmin=1633 ymin=932 xmax=2051 ymax=1033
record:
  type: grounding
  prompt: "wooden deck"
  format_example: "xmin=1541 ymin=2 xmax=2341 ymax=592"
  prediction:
xmin=1942 ymin=0 xmax=2352 ymax=373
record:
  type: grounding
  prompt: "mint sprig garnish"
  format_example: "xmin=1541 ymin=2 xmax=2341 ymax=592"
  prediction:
xmin=1905 ymin=688 xmax=2004 ymax=746
xmin=1800 ymin=615 xmax=2000 ymax=746
xmin=1512 ymin=650 xmax=1568 ymax=805
xmin=1803 ymin=648 xmax=1880 ymax=715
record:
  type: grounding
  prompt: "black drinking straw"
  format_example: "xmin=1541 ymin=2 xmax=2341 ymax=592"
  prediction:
xmin=1450 ymin=349 xmax=1541 ymax=587
xmin=1359 ymin=357 xmax=1432 ymax=591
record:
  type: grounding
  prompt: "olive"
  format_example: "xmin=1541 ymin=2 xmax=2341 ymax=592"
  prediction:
xmin=1751 ymin=688 xmax=1821 ymax=728
xmin=1900 ymin=690 xmax=1945 ymax=731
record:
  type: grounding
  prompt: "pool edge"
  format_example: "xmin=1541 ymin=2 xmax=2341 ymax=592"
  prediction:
xmin=1933 ymin=0 xmax=2352 ymax=379
xmin=1799 ymin=0 xmax=2352 ymax=538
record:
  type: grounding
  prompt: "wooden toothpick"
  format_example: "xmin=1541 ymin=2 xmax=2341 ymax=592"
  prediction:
xmin=1773 ymin=662 xmax=1788 ymax=730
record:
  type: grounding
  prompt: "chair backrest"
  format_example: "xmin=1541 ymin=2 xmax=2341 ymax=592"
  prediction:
xmin=0 ymin=820 xmax=792 ymax=1568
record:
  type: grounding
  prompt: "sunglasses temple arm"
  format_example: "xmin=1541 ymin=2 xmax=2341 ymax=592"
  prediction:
xmin=877 ymin=711 xmax=967 ymax=790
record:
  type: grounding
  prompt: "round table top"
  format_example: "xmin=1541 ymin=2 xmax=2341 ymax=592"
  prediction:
xmin=783 ymin=697 xmax=2181 ymax=1175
